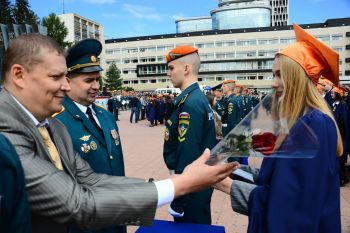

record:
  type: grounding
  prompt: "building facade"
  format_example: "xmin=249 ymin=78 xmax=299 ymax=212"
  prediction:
xmin=58 ymin=13 xmax=104 ymax=44
xmin=270 ymin=0 xmax=289 ymax=27
xmin=176 ymin=0 xmax=286 ymax=33
xmin=58 ymin=13 xmax=106 ymax=75
xmin=211 ymin=0 xmax=271 ymax=30
xmin=176 ymin=17 xmax=212 ymax=33
xmin=103 ymin=18 xmax=350 ymax=91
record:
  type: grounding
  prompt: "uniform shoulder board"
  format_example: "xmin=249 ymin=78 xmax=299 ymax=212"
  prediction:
xmin=52 ymin=107 xmax=65 ymax=117
xmin=178 ymin=94 xmax=188 ymax=107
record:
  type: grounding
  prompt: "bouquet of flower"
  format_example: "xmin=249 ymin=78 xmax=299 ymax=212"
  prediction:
xmin=206 ymin=93 xmax=318 ymax=165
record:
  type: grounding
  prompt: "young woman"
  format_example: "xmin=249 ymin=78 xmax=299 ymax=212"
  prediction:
xmin=215 ymin=24 xmax=342 ymax=233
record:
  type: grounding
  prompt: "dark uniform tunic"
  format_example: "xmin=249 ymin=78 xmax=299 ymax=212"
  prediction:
xmin=214 ymin=98 xmax=224 ymax=117
xmin=0 ymin=133 xmax=31 ymax=233
xmin=221 ymin=94 xmax=247 ymax=163
xmin=163 ymin=83 xmax=216 ymax=224
xmin=221 ymin=94 xmax=240 ymax=137
xmin=56 ymin=96 xmax=126 ymax=233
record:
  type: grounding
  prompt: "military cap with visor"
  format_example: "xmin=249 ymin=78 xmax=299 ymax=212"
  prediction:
xmin=66 ymin=38 xmax=103 ymax=73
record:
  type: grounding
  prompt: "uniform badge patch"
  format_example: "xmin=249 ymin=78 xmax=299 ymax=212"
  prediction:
xmin=178 ymin=112 xmax=190 ymax=142
xmin=90 ymin=141 xmax=97 ymax=150
xmin=164 ymin=127 xmax=170 ymax=141
xmin=80 ymin=135 xmax=91 ymax=142
xmin=115 ymin=139 xmax=120 ymax=146
xmin=81 ymin=143 xmax=90 ymax=153
xmin=228 ymin=103 xmax=233 ymax=114
xmin=111 ymin=129 xmax=119 ymax=139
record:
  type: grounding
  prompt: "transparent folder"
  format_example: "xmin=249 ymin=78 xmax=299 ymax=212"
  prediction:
xmin=206 ymin=93 xmax=319 ymax=165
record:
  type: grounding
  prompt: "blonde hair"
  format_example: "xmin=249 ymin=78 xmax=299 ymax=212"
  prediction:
xmin=277 ymin=54 xmax=343 ymax=157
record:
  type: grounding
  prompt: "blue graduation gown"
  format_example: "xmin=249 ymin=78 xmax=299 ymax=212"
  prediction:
xmin=248 ymin=109 xmax=341 ymax=233
xmin=0 ymin=133 xmax=31 ymax=233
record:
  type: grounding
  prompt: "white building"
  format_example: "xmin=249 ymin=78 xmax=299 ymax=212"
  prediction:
xmin=58 ymin=13 xmax=104 ymax=44
xmin=58 ymin=13 xmax=106 ymax=76
xmin=103 ymin=18 xmax=350 ymax=91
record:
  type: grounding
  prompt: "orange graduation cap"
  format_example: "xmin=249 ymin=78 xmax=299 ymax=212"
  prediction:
xmin=280 ymin=23 xmax=339 ymax=86
xmin=166 ymin=45 xmax=198 ymax=63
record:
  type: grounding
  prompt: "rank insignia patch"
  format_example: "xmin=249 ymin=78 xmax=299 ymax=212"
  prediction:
xmin=164 ymin=127 xmax=170 ymax=141
xmin=178 ymin=112 xmax=190 ymax=142
xmin=228 ymin=103 xmax=233 ymax=114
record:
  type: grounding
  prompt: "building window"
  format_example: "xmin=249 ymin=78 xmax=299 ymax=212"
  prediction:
xmin=332 ymin=34 xmax=343 ymax=41
xmin=121 ymin=47 xmax=138 ymax=53
xmin=236 ymin=39 xmax=256 ymax=46
xmin=316 ymin=35 xmax=330 ymax=42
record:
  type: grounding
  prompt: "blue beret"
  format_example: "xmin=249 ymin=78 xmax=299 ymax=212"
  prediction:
xmin=66 ymin=38 xmax=103 ymax=73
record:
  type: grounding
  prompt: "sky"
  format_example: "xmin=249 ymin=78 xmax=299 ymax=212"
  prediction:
xmin=25 ymin=0 xmax=350 ymax=39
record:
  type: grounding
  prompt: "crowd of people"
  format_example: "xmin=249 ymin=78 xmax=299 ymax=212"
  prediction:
xmin=0 ymin=22 xmax=349 ymax=233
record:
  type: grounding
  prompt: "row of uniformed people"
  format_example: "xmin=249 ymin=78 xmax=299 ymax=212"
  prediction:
xmin=318 ymin=79 xmax=350 ymax=186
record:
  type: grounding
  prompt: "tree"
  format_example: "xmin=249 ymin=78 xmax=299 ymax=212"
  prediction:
xmin=0 ymin=0 xmax=14 ymax=24
xmin=105 ymin=63 xmax=123 ymax=91
xmin=42 ymin=13 xmax=71 ymax=48
xmin=13 ymin=0 xmax=40 ymax=25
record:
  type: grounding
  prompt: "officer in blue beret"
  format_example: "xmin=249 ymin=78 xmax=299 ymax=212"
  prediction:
xmin=55 ymin=39 xmax=126 ymax=233
xmin=163 ymin=45 xmax=216 ymax=224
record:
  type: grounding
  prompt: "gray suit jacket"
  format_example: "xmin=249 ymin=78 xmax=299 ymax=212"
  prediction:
xmin=0 ymin=89 xmax=158 ymax=233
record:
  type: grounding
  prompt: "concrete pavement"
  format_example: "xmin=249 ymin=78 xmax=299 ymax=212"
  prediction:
xmin=116 ymin=110 xmax=350 ymax=233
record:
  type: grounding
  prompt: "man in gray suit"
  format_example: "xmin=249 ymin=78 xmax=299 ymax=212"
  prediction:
xmin=0 ymin=34 xmax=238 ymax=233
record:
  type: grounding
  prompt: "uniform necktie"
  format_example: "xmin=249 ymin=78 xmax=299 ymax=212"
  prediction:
xmin=38 ymin=126 xmax=64 ymax=170
xmin=86 ymin=107 xmax=103 ymax=135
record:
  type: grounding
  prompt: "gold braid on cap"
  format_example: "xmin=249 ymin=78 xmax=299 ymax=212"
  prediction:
xmin=68 ymin=62 xmax=100 ymax=72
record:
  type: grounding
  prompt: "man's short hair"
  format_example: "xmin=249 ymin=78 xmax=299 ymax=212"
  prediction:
xmin=1 ymin=34 xmax=65 ymax=83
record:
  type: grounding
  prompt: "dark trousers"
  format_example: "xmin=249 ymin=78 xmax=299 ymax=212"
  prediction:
xmin=130 ymin=107 xmax=139 ymax=123
xmin=114 ymin=108 xmax=119 ymax=121
xmin=141 ymin=108 xmax=146 ymax=120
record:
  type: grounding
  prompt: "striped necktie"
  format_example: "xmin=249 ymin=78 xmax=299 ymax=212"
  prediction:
xmin=38 ymin=126 xmax=64 ymax=170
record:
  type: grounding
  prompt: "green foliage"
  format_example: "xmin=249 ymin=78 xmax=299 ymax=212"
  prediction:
xmin=124 ymin=86 xmax=134 ymax=92
xmin=105 ymin=63 xmax=123 ymax=91
xmin=0 ymin=0 xmax=14 ymax=24
xmin=13 ymin=0 xmax=39 ymax=24
xmin=42 ymin=13 xmax=71 ymax=48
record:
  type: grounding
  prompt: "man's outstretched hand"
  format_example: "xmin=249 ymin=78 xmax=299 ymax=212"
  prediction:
xmin=171 ymin=149 xmax=240 ymax=198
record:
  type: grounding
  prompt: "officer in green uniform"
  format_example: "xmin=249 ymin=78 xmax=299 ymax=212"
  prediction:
xmin=213 ymin=87 xmax=224 ymax=117
xmin=221 ymin=80 xmax=241 ymax=137
xmin=221 ymin=80 xmax=247 ymax=164
xmin=55 ymin=39 xmax=126 ymax=233
xmin=234 ymin=84 xmax=246 ymax=121
xmin=163 ymin=45 xmax=216 ymax=224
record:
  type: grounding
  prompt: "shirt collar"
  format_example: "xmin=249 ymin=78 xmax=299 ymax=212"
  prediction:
xmin=11 ymin=94 xmax=49 ymax=127
xmin=73 ymin=101 xmax=95 ymax=115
